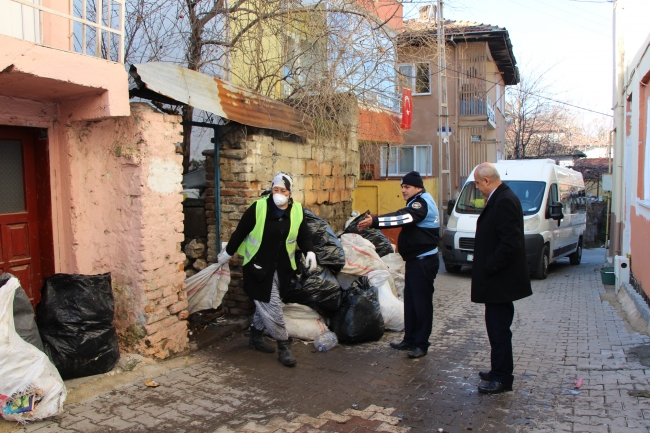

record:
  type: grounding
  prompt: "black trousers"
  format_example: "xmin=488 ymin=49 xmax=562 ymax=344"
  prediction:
xmin=403 ymin=254 xmax=439 ymax=349
xmin=485 ymin=302 xmax=515 ymax=385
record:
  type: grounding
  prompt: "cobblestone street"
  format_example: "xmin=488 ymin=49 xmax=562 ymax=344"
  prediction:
xmin=5 ymin=248 xmax=650 ymax=433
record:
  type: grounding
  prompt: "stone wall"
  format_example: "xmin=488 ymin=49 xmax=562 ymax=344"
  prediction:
xmin=62 ymin=103 xmax=188 ymax=358
xmin=203 ymin=118 xmax=359 ymax=316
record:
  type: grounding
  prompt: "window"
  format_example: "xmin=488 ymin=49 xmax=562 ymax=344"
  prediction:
xmin=455 ymin=180 xmax=546 ymax=216
xmin=398 ymin=63 xmax=431 ymax=95
xmin=379 ymin=145 xmax=432 ymax=176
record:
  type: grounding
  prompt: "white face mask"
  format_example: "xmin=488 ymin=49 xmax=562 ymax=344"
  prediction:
xmin=273 ymin=193 xmax=289 ymax=207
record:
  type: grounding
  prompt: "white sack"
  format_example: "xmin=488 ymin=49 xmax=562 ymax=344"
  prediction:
xmin=185 ymin=263 xmax=231 ymax=314
xmin=282 ymin=303 xmax=329 ymax=341
xmin=340 ymin=234 xmax=398 ymax=295
xmin=381 ymin=253 xmax=406 ymax=300
xmin=0 ymin=277 xmax=66 ymax=422
xmin=375 ymin=281 xmax=404 ymax=331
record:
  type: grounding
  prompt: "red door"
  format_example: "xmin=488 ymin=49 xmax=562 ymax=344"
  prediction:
xmin=0 ymin=127 xmax=43 ymax=305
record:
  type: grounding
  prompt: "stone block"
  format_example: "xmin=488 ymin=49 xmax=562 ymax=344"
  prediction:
xmin=341 ymin=189 xmax=351 ymax=202
xmin=168 ymin=299 xmax=189 ymax=315
xmin=305 ymin=160 xmax=319 ymax=175
xmin=319 ymin=162 xmax=333 ymax=176
xmin=177 ymin=290 xmax=188 ymax=301
xmin=317 ymin=190 xmax=330 ymax=204
xmin=330 ymin=190 xmax=341 ymax=203
xmin=145 ymin=307 xmax=171 ymax=325
xmin=177 ymin=310 xmax=189 ymax=320
xmin=335 ymin=177 xmax=345 ymax=190
xmin=144 ymin=315 xmax=179 ymax=336
xmin=304 ymin=191 xmax=317 ymax=205
xmin=322 ymin=176 xmax=334 ymax=190
xmin=346 ymin=176 xmax=356 ymax=189
xmin=145 ymin=320 xmax=187 ymax=346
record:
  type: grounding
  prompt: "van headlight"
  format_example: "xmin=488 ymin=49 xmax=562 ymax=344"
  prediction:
xmin=524 ymin=214 xmax=540 ymax=232
xmin=447 ymin=212 xmax=459 ymax=229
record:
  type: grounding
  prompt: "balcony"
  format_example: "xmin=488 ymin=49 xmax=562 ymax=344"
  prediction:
xmin=459 ymin=95 xmax=496 ymax=129
xmin=0 ymin=0 xmax=125 ymax=63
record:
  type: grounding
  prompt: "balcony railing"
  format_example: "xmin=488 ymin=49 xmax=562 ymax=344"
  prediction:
xmin=2 ymin=0 xmax=125 ymax=63
xmin=459 ymin=95 xmax=496 ymax=127
xmin=358 ymin=89 xmax=401 ymax=113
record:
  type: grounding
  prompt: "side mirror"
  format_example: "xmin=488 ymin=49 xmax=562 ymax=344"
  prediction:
xmin=548 ymin=201 xmax=564 ymax=221
xmin=446 ymin=199 xmax=456 ymax=216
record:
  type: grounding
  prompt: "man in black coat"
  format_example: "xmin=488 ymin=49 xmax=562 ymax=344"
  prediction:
xmin=471 ymin=162 xmax=532 ymax=394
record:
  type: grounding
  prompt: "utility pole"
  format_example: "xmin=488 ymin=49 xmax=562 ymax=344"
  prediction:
xmin=436 ymin=0 xmax=451 ymax=236
xmin=611 ymin=0 xmax=624 ymax=258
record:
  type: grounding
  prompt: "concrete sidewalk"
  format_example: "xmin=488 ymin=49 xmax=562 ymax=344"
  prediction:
xmin=4 ymin=248 xmax=650 ymax=433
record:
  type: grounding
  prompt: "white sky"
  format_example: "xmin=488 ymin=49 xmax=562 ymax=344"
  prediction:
xmin=404 ymin=0 xmax=615 ymax=122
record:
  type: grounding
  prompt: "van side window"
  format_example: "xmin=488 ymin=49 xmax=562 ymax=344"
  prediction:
xmin=559 ymin=184 xmax=572 ymax=214
xmin=546 ymin=184 xmax=559 ymax=219
xmin=575 ymin=188 xmax=586 ymax=214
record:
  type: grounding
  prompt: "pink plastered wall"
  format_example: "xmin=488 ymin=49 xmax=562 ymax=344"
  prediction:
xmin=53 ymin=103 xmax=188 ymax=357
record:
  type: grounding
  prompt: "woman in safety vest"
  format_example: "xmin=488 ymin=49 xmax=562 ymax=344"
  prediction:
xmin=216 ymin=173 xmax=317 ymax=366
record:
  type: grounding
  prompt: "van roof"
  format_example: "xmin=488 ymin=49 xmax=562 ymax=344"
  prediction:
xmin=467 ymin=159 xmax=584 ymax=186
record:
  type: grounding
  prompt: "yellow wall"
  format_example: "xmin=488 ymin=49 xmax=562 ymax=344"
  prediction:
xmin=352 ymin=178 xmax=439 ymax=215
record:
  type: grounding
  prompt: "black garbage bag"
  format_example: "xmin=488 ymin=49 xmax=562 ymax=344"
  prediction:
xmin=329 ymin=276 xmax=385 ymax=343
xmin=344 ymin=212 xmax=394 ymax=257
xmin=303 ymin=209 xmax=346 ymax=273
xmin=36 ymin=273 xmax=120 ymax=379
xmin=1 ymin=273 xmax=45 ymax=352
xmin=286 ymin=261 xmax=342 ymax=317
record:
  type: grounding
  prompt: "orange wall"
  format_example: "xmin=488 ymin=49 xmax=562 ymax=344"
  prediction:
xmin=630 ymin=211 xmax=650 ymax=297
xmin=357 ymin=0 xmax=403 ymax=32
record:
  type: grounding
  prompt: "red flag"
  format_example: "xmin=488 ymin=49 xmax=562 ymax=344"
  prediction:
xmin=401 ymin=88 xmax=413 ymax=130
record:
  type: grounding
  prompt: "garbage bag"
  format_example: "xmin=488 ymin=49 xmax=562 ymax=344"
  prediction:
xmin=303 ymin=209 xmax=346 ymax=273
xmin=0 ymin=277 xmax=66 ymax=422
xmin=343 ymin=212 xmax=394 ymax=257
xmin=0 ymin=273 xmax=44 ymax=352
xmin=340 ymin=234 xmax=398 ymax=295
xmin=370 ymin=276 xmax=404 ymax=332
xmin=279 ymin=303 xmax=329 ymax=341
xmin=381 ymin=253 xmax=406 ymax=300
xmin=329 ymin=276 xmax=384 ymax=343
xmin=36 ymin=273 xmax=120 ymax=380
xmin=286 ymin=262 xmax=342 ymax=317
xmin=185 ymin=263 xmax=231 ymax=314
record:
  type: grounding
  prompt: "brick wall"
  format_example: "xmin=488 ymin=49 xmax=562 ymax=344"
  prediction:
xmin=203 ymin=117 xmax=358 ymax=316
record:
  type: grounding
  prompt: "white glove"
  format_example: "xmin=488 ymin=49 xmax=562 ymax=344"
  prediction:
xmin=217 ymin=250 xmax=232 ymax=265
xmin=305 ymin=251 xmax=317 ymax=272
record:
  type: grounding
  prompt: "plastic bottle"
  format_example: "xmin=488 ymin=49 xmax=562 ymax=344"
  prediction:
xmin=314 ymin=331 xmax=338 ymax=352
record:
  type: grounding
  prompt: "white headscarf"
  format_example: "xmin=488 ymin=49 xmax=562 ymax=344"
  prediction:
xmin=272 ymin=172 xmax=293 ymax=192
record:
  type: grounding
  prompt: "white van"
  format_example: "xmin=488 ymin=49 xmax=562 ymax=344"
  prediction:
xmin=442 ymin=159 xmax=587 ymax=279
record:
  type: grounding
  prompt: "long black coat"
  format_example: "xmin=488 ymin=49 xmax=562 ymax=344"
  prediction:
xmin=225 ymin=198 xmax=314 ymax=303
xmin=471 ymin=183 xmax=532 ymax=304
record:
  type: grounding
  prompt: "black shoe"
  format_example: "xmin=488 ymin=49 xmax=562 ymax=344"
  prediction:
xmin=407 ymin=347 xmax=428 ymax=358
xmin=248 ymin=327 xmax=275 ymax=353
xmin=479 ymin=371 xmax=493 ymax=381
xmin=478 ymin=381 xmax=513 ymax=394
xmin=277 ymin=340 xmax=297 ymax=367
xmin=390 ymin=341 xmax=415 ymax=351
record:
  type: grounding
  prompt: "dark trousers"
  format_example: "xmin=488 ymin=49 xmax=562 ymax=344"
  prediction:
xmin=485 ymin=302 xmax=515 ymax=385
xmin=403 ymin=254 xmax=439 ymax=349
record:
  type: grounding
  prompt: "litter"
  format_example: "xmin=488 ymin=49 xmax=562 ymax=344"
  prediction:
xmin=371 ymin=276 xmax=404 ymax=332
xmin=1 ymin=273 xmax=44 ymax=352
xmin=37 ymin=273 xmax=120 ymax=380
xmin=313 ymin=331 xmax=338 ymax=352
xmin=184 ymin=263 xmax=231 ymax=314
xmin=281 ymin=303 xmax=330 ymax=341
xmin=447 ymin=329 xmax=455 ymax=333
xmin=575 ymin=378 xmax=583 ymax=389
xmin=381 ymin=253 xmax=405 ymax=300
xmin=144 ymin=380 xmax=160 ymax=388
xmin=286 ymin=263 xmax=341 ymax=317
xmin=329 ymin=276 xmax=385 ymax=343
xmin=344 ymin=212 xmax=394 ymax=258
xmin=303 ymin=210 xmax=346 ymax=273
xmin=0 ymin=277 xmax=66 ymax=422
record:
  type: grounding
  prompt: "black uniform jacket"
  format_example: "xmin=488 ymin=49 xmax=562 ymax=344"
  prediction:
xmin=225 ymin=198 xmax=314 ymax=303
xmin=471 ymin=183 xmax=533 ymax=304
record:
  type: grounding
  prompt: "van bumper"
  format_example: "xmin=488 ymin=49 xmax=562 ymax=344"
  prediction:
xmin=441 ymin=229 xmax=474 ymax=267
xmin=525 ymin=234 xmax=545 ymax=269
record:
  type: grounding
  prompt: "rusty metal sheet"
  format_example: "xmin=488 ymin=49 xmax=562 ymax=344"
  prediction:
xmin=130 ymin=62 xmax=314 ymax=139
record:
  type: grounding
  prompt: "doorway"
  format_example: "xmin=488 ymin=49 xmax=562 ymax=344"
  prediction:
xmin=0 ymin=126 xmax=54 ymax=306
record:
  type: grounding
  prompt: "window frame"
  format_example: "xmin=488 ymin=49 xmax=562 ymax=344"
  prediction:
xmin=379 ymin=144 xmax=433 ymax=177
xmin=398 ymin=62 xmax=431 ymax=96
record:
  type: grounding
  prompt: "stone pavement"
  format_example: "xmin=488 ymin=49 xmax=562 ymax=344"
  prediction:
xmin=6 ymin=248 xmax=650 ymax=433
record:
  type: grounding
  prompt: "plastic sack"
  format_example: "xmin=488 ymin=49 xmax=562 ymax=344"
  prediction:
xmin=343 ymin=212 xmax=394 ymax=257
xmin=286 ymin=263 xmax=341 ymax=317
xmin=340 ymin=234 xmax=398 ymax=295
xmin=335 ymin=272 xmax=359 ymax=291
xmin=281 ymin=303 xmax=329 ymax=341
xmin=1 ymin=277 xmax=66 ymax=422
xmin=185 ymin=263 xmax=231 ymax=314
xmin=381 ymin=253 xmax=406 ymax=300
xmin=1 ymin=273 xmax=44 ymax=352
xmin=374 ymin=281 xmax=404 ymax=332
xmin=329 ymin=276 xmax=384 ymax=343
xmin=37 ymin=273 xmax=120 ymax=380
xmin=303 ymin=209 xmax=346 ymax=273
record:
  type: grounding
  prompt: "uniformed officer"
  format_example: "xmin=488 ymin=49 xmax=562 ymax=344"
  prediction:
xmin=357 ymin=171 xmax=440 ymax=358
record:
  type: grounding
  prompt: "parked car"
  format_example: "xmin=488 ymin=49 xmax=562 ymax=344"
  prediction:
xmin=442 ymin=159 xmax=587 ymax=279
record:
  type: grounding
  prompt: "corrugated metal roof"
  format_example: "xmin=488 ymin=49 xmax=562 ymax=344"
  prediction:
xmin=130 ymin=63 xmax=315 ymax=139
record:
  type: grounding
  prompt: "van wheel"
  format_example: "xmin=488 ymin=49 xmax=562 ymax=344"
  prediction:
xmin=533 ymin=245 xmax=549 ymax=280
xmin=569 ymin=239 xmax=582 ymax=265
xmin=445 ymin=262 xmax=462 ymax=273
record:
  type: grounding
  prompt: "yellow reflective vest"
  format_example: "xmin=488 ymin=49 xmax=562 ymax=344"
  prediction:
xmin=237 ymin=196 xmax=303 ymax=270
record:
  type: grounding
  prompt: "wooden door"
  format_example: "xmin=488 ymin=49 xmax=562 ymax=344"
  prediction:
xmin=0 ymin=127 xmax=43 ymax=305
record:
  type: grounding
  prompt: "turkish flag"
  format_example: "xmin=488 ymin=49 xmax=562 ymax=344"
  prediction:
xmin=400 ymin=88 xmax=413 ymax=130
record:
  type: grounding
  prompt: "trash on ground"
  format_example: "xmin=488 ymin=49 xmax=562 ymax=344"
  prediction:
xmin=343 ymin=212 xmax=394 ymax=257
xmin=286 ymin=262 xmax=341 ymax=317
xmin=340 ymin=234 xmax=397 ymax=295
xmin=351 ymin=403 xmax=359 ymax=409
xmin=447 ymin=329 xmax=455 ymax=333
xmin=575 ymin=378 xmax=583 ymax=389
xmin=1 ymin=277 xmax=66 ymax=422
xmin=281 ymin=303 xmax=330 ymax=341
xmin=184 ymin=263 xmax=231 ymax=314
xmin=330 ymin=276 xmax=385 ymax=343
xmin=144 ymin=380 xmax=160 ymax=387
xmin=2 ymin=273 xmax=45 ymax=352
xmin=313 ymin=331 xmax=338 ymax=352
xmin=37 ymin=273 xmax=120 ymax=380
xmin=303 ymin=209 xmax=346 ymax=273
xmin=370 ymin=272 xmax=404 ymax=331
xmin=381 ymin=253 xmax=405 ymax=300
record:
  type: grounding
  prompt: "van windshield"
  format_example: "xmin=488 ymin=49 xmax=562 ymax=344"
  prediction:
xmin=455 ymin=181 xmax=546 ymax=216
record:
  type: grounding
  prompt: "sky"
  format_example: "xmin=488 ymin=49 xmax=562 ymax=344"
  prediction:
xmin=404 ymin=0 xmax=615 ymax=124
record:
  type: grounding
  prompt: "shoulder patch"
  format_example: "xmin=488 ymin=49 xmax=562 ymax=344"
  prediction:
xmin=411 ymin=202 xmax=422 ymax=209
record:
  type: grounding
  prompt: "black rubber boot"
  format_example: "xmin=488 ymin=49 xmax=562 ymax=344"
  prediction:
xmin=277 ymin=340 xmax=297 ymax=367
xmin=248 ymin=327 xmax=275 ymax=353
